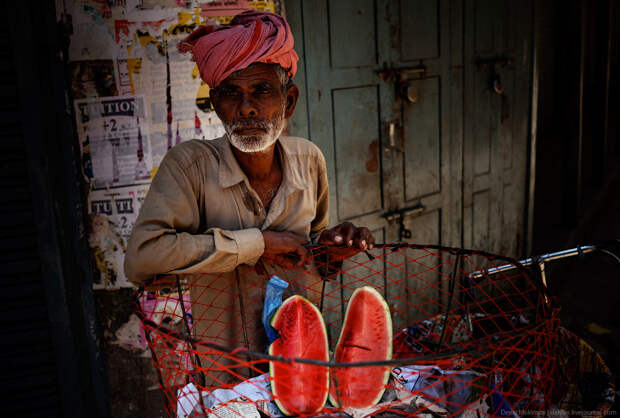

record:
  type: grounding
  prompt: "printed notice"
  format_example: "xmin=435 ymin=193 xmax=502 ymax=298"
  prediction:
xmin=88 ymin=184 xmax=150 ymax=289
xmin=74 ymin=96 xmax=153 ymax=189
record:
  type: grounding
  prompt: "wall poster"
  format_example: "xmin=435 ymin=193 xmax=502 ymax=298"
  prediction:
xmin=61 ymin=0 xmax=280 ymax=290
xmin=74 ymin=96 xmax=153 ymax=189
xmin=88 ymin=184 xmax=149 ymax=289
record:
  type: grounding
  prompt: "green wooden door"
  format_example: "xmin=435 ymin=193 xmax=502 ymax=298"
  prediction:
xmin=287 ymin=0 xmax=463 ymax=328
xmin=288 ymin=0 xmax=462 ymax=247
xmin=286 ymin=0 xmax=532 ymax=326
xmin=288 ymin=0 xmax=532 ymax=259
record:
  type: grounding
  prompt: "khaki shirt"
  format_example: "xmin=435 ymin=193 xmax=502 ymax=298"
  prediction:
xmin=125 ymin=135 xmax=329 ymax=376
xmin=125 ymin=135 xmax=328 ymax=284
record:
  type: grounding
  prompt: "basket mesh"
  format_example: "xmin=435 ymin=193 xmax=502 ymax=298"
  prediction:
xmin=135 ymin=244 xmax=559 ymax=417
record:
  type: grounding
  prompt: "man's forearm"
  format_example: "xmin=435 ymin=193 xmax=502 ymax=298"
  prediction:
xmin=124 ymin=225 xmax=264 ymax=285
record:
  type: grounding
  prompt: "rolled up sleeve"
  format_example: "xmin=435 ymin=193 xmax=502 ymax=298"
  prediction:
xmin=124 ymin=152 xmax=265 ymax=285
xmin=168 ymin=227 xmax=264 ymax=275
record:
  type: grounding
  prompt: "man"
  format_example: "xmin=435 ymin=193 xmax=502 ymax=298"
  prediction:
xmin=125 ymin=11 xmax=374 ymax=368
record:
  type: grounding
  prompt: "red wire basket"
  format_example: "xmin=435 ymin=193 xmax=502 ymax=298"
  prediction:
xmin=135 ymin=244 xmax=560 ymax=417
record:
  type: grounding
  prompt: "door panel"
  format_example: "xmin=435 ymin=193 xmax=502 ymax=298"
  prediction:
xmin=333 ymin=86 xmax=383 ymax=220
xmin=329 ymin=0 xmax=377 ymax=68
xmin=402 ymin=77 xmax=441 ymax=202
xmin=399 ymin=0 xmax=440 ymax=61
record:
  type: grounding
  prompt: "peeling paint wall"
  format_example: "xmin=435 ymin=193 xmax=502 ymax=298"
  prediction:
xmin=58 ymin=1 xmax=282 ymax=415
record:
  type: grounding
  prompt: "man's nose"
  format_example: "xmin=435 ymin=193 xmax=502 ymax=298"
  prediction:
xmin=238 ymin=93 xmax=258 ymax=118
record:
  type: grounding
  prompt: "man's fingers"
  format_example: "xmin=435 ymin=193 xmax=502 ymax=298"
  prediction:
xmin=355 ymin=227 xmax=372 ymax=250
xmin=368 ymin=232 xmax=376 ymax=249
xmin=273 ymin=252 xmax=310 ymax=268
xmin=318 ymin=222 xmax=361 ymax=247
xmin=318 ymin=229 xmax=344 ymax=245
xmin=274 ymin=255 xmax=295 ymax=269
xmin=294 ymin=245 xmax=311 ymax=267
xmin=341 ymin=222 xmax=356 ymax=247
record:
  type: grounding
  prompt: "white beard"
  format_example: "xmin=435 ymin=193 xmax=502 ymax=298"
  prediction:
xmin=224 ymin=111 xmax=286 ymax=153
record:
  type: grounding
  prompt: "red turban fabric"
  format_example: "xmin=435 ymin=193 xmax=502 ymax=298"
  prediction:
xmin=178 ymin=10 xmax=299 ymax=88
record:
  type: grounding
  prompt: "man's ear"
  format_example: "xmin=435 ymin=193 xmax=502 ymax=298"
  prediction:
xmin=209 ymin=88 xmax=228 ymax=122
xmin=284 ymin=84 xmax=299 ymax=120
xmin=209 ymin=88 xmax=220 ymax=113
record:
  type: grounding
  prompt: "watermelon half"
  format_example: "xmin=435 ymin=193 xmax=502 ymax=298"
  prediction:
xmin=329 ymin=286 xmax=393 ymax=409
xmin=268 ymin=295 xmax=329 ymax=416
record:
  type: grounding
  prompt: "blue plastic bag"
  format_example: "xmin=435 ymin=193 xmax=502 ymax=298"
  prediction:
xmin=262 ymin=275 xmax=289 ymax=344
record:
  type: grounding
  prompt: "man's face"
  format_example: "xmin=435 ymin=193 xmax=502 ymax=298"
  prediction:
xmin=211 ymin=63 xmax=298 ymax=153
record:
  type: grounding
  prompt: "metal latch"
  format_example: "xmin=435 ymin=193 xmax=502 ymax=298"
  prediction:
xmin=382 ymin=204 xmax=425 ymax=241
xmin=377 ymin=64 xmax=426 ymax=103
xmin=376 ymin=64 xmax=426 ymax=82
xmin=475 ymin=56 xmax=512 ymax=95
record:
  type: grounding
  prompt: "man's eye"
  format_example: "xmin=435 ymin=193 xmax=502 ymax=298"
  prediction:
xmin=220 ymin=89 xmax=239 ymax=97
xmin=254 ymin=85 xmax=275 ymax=94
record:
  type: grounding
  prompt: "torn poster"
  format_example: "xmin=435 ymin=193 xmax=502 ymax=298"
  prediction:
xmin=114 ymin=13 xmax=225 ymax=166
xmin=88 ymin=184 xmax=150 ymax=289
xmin=64 ymin=0 xmax=118 ymax=61
xmin=199 ymin=1 xmax=277 ymax=22
xmin=114 ymin=58 xmax=139 ymax=96
xmin=70 ymin=60 xmax=118 ymax=99
xmin=74 ymin=95 xmax=154 ymax=189
xmin=200 ymin=0 xmax=250 ymax=21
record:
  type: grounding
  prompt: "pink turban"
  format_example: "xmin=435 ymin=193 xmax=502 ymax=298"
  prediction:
xmin=178 ymin=10 xmax=299 ymax=88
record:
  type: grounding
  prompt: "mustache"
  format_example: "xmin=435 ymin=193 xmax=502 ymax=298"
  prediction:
xmin=227 ymin=118 xmax=272 ymax=130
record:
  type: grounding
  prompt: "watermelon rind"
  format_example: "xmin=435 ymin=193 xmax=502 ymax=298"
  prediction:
xmin=329 ymin=286 xmax=393 ymax=409
xmin=268 ymin=295 xmax=330 ymax=416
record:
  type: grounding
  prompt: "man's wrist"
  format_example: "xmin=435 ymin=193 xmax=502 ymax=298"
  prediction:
xmin=229 ymin=228 xmax=265 ymax=264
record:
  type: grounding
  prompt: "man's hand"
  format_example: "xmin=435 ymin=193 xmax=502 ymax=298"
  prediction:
xmin=262 ymin=231 xmax=312 ymax=268
xmin=317 ymin=222 xmax=375 ymax=263
xmin=318 ymin=221 xmax=375 ymax=250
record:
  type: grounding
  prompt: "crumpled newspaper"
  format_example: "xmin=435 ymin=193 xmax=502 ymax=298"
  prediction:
xmin=393 ymin=365 xmax=482 ymax=411
xmin=177 ymin=366 xmax=491 ymax=417
xmin=176 ymin=374 xmax=283 ymax=418
xmin=344 ymin=365 xmax=489 ymax=417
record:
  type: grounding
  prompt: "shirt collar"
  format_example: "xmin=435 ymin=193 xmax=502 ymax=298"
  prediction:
xmin=217 ymin=137 xmax=245 ymax=188
xmin=217 ymin=136 xmax=306 ymax=191
xmin=277 ymin=138 xmax=306 ymax=191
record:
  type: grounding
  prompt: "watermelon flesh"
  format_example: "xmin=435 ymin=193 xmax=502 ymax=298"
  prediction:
xmin=329 ymin=286 xmax=393 ymax=409
xmin=268 ymin=295 xmax=329 ymax=416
